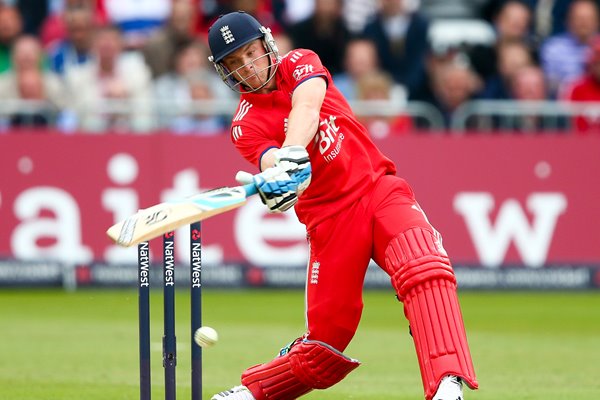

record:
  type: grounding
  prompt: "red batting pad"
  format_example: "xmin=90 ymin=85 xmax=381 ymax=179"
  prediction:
xmin=385 ymin=228 xmax=478 ymax=399
xmin=242 ymin=354 xmax=311 ymax=400
xmin=404 ymin=279 xmax=478 ymax=399
xmin=242 ymin=340 xmax=360 ymax=400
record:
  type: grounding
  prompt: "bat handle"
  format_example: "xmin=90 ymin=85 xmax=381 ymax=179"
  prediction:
xmin=243 ymin=183 xmax=258 ymax=196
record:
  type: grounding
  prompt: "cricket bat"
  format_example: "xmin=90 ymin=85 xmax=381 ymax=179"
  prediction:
xmin=107 ymin=180 xmax=258 ymax=247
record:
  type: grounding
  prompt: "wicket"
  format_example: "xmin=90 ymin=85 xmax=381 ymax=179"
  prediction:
xmin=137 ymin=221 xmax=203 ymax=400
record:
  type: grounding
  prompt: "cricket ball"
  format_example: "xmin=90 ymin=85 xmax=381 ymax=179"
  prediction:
xmin=194 ymin=326 xmax=219 ymax=348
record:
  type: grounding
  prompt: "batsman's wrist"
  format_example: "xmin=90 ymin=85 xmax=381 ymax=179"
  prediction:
xmin=274 ymin=145 xmax=310 ymax=166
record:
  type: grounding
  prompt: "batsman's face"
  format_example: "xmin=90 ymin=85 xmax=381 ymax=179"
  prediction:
xmin=222 ymin=39 xmax=274 ymax=92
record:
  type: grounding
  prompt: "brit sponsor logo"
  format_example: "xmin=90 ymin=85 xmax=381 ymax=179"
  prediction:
xmin=293 ymin=64 xmax=314 ymax=81
xmin=220 ymin=25 xmax=235 ymax=44
xmin=314 ymin=115 xmax=344 ymax=163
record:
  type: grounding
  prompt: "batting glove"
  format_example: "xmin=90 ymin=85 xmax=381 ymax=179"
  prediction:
xmin=253 ymin=166 xmax=304 ymax=213
xmin=273 ymin=145 xmax=312 ymax=194
xmin=236 ymin=169 xmax=297 ymax=212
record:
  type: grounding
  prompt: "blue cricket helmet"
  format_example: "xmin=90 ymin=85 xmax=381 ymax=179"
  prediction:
xmin=208 ymin=11 xmax=265 ymax=63
xmin=207 ymin=11 xmax=280 ymax=93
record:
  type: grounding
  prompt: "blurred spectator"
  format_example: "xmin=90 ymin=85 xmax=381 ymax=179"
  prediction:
xmin=168 ymin=71 xmax=228 ymax=134
xmin=536 ymin=0 xmax=599 ymax=38
xmin=16 ymin=0 xmax=50 ymax=36
xmin=287 ymin=0 xmax=350 ymax=74
xmin=518 ymin=0 xmax=560 ymax=40
xmin=481 ymin=0 xmax=571 ymax=41
xmin=468 ymin=0 xmax=535 ymax=83
xmin=275 ymin=0 xmax=314 ymax=27
xmin=479 ymin=39 xmax=535 ymax=99
xmin=540 ymin=0 xmax=599 ymax=97
xmin=354 ymin=70 xmax=412 ymax=138
xmin=205 ymin=0 xmax=282 ymax=33
xmin=510 ymin=65 xmax=549 ymax=100
xmin=39 ymin=0 xmax=97 ymax=48
xmin=427 ymin=18 xmax=496 ymax=58
xmin=154 ymin=40 xmax=231 ymax=128
xmin=97 ymin=0 xmax=171 ymax=48
xmin=9 ymin=69 xmax=51 ymax=126
xmin=505 ymin=65 xmax=554 ymax=130
xmin=233 ymin=0 xmax=281 ymax=31
xmin=429 ymin=61 xmax=482 ymax=127
xmin=420 ymin=0 xmax=489 ymax=19
xmin=47 ymin=6 xmax=95 ymax=75
xmin=410 ymin=45 xmax=460 ymax=106
xmin=65 ymin=26 xmax=153 ymax=132
xmin=361 ymin=0 xmax=429 ymax=99
xmin=0 ymin=36 xmax=65 ymax=126
xmin=333 ymin=37 xmax=381 ymax=100
xmin=0 ymin=5 xmax=23 ymax=74
xmin=343 ymin=0 xmax=377 ymax=34
xmin=563 ymin=34 xmax=600 ymax=132
xmin=142 ymin=0 xmax=197 ymax=78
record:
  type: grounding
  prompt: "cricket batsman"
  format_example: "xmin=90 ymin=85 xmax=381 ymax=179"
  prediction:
xmin=207 ymin=11 xmax=478 ymax=400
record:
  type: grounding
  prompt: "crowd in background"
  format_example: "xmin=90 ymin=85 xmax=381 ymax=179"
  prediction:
xmin=1 ymin=0 xmax=600 ymax=134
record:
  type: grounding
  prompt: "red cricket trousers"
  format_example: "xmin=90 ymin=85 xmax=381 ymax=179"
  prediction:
xmin=304 ymin=174 xmax=433 ymax=350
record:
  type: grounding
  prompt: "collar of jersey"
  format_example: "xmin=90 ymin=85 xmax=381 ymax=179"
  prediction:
xmin=241 ymin=87 xmax=289 ymax=107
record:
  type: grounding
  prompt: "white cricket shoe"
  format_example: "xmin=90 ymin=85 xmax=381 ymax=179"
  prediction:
xmin=433 ymin=375 xmax=464 ymax=400
xmin=211 ymin=385 xmax=255 ymax=400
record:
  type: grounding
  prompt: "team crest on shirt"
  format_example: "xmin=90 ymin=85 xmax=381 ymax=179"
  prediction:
xmin=293 ymin=64 xmax=314 ymax=81
xmin=310 ymin=261 xmax=320 ymax=284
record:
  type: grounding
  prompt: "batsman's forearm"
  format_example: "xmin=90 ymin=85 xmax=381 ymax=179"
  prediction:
xmin=260 ymin=77 xmax=325 ymax=171
xmin=261 ymin=104 xmax=319 ymax=170
xmin=281 ymin=76 xmax=326 ymax=149
xmin=283 ymin=103 xmax=320 ymax=148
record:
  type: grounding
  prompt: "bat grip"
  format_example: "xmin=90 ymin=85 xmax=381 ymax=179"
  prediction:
xmin=243 ymin=183 xmax=258 ymax=196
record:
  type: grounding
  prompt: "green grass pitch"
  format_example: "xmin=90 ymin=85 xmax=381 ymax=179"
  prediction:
xmin=1 ymin=289 xmax=599 ymax=399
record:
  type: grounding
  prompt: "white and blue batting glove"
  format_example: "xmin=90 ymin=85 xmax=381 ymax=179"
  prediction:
xmin=236 ymin=170 xmax=296 ymax=212
xmin=252 ymin=166 xmax=302 ymax=213
xmin=237 ymin=146 xmax=312 ymax=213
xmin=273 ymin=145 xmax=312 ymax=193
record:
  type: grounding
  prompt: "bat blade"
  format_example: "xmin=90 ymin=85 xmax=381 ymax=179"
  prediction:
xmin=107 ymin=183 xmax=257 ymax=247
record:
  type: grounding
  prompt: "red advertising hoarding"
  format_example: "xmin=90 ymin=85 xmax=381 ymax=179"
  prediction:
xmin=1 ymin=133 xmax=599 ymax=277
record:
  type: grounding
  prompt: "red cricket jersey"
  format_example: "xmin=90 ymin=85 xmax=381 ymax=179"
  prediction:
xmin=230 ymin=49 xmax=396 ymax=228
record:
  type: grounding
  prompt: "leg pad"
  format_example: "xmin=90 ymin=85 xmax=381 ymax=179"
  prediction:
xmin=241 ymin=340 xmax=360 ymax=400
xmin=386 ymin=228 xmax=478 ymax=400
